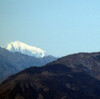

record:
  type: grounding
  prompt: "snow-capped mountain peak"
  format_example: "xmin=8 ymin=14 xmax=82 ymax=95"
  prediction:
xmin=6 ymin=41 xmax=46 ymax=58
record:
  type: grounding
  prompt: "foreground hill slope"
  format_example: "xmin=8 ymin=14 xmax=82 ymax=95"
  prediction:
xmin=54 ymin=52 xmax=100 ymax=80
xmin=0 ymin=47 xmax=57 ymax=83
xmin=1 ymin=52 xmax=100 ymax=99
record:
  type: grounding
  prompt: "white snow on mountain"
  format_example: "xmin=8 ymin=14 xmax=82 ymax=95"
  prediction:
xmin=6 ymin=41 xmax=46 ymax=58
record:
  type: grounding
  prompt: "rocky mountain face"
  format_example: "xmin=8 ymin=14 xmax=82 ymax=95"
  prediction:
xmin=54 ymin=52 xmax=100 ymax=80
xmin=0 ymin=47 xmax=57 ymax=83
xmin=1 ymin=52 xmax=100 ymax=99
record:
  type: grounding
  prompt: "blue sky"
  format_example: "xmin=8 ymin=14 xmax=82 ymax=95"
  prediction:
xmin=0 ymin=0 xmax=100 ymax=57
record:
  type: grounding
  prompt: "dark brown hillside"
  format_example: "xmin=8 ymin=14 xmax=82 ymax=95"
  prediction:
xmin=1 ymin=52 xmax=100 ymax=99
xmin=53 ymin=52 xmax=100 ymax=79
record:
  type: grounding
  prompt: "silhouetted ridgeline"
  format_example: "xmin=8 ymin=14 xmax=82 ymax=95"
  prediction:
xmin=0 ymin=47 xmax=57 ymax=83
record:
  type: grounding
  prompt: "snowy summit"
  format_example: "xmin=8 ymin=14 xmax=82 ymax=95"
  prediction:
xmin=6 ymin=41 xmax=46 ymax=58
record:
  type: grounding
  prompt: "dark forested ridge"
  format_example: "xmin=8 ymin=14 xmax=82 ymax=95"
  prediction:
xmin=1 ymin=52 xmax=100 ymax=99
xmin=0 ymin=47 xmax=57 ymax=83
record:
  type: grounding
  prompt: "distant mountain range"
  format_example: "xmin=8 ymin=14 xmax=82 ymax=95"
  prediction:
xmin=0 ymin=47 xmax=57 ymax=83
xmin=1 ymin=52 xmax=100 ymax=98
xmin=6 ymin=41 xmax=46 ymax=58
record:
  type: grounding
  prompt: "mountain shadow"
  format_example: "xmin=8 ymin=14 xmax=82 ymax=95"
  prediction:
xmin=0 ymin=47 xmax=57 ymax=83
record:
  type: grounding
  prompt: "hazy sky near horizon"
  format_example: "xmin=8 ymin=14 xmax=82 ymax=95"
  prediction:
xmin=0 ymin=0 xmax=100 ymax=57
